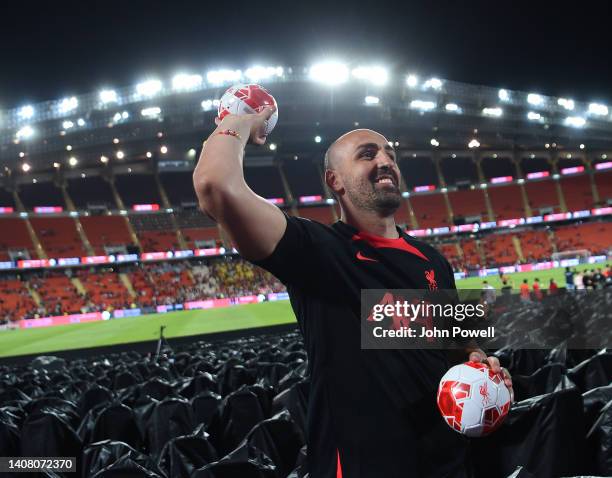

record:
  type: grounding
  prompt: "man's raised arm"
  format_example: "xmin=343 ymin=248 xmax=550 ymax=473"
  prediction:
xmin=192 ymin=106 xmax=286 ymax=261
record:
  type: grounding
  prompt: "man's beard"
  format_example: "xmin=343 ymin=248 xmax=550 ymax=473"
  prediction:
xmin=345 ymin=178 xmax=401 ymax=216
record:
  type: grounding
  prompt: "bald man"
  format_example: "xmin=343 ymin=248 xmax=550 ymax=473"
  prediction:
xmin=194 ymin=107 xmax=512 ymax=477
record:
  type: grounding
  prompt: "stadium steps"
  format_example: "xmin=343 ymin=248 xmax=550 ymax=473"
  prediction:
xmin=71 ymin=277 xmax=87 ymax=295
xmin=119 ymin=273 xmax=137 ymax=298
xmin=475 ymin=158 xmax=496 ymax=221
xmin=432 ymin=155 xmax=455 ymax=225
xmin=475 ymin=239 xmax=486 ymax=266
xmin=314 ymin=161 xmax=339 ymax=222
xmin=277 ymin=163 xmax=298 ymax=216
xmin=60 ymin=185 xmax=95 ymax=256
xmin=12 ymin=191 xmax=47 ymax=259
xmin=512 ymin=236 xmax=525 ymax=262
xmin=153 ymin=174 xmax=189 ymax=250
xmin=512 ymin=156 xmax=533 ymax=217
xmin=588 ymin=167 xmax=601 ymax=204
xmin=548 ymin=230 xmax=559 ymax=254
xmin=554 ymin=176 xmax=568 ymax=213
xmin=26 ymin=282 xmax=42 ymax=307
xmin=109 ymin=179 xmax=142 ymax=250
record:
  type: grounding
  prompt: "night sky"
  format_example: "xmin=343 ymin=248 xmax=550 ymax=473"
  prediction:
xmin=2 ymin=0 xmax=611 ymax=108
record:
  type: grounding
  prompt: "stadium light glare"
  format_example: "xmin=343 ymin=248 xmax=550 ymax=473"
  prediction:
xmin=66 ymin=145 xmax=73 ymax=151
xmin=206 ymin=69 xmax=242 ymax=86
xmin=53 ymin=162 xmax=60 ymax=169
xmin=482 ymin=107 xmax=503 ymax=117
xmin=21 ymin=163 xmax=31 ymax=172
xmin=16 ymin=125 xmax=34 ymax=139
xmin=364 ymin=95 xmax=380 ymax=105
xmin=406 ymin=75 xmax=418 ymax=87
xmin=517 ymin=178 xmax=525 ymax=184
xmin=314 ymin=135 xmax=322 ymax=143
xmin=100 ymin=155 xmax=109 ymax=164
xmin=116 ymin=150 xmax=125 ymax=159
xmin=445 ymin=103 xmax=460 ymax=112
xmin=269 ymin=143 xmax=277 ymax=151
xmin=201 ymin=99 xmax=215 ymax=111
xmin=468 ymin=139 xmax=480 ymax=148
xmin=160 ymin=145 xmax=168 ymax=154
xmin=141 ymin=107 xmax=161 ymax=118
xmin=121 ymin=111 xmax=129 ymax=119
xmin=309 ymin=61 xmax=349 ymax=85
xmin=423 ymin=78 xmax=442 ymax=90
xmin=136 ymin=79 xmax=162 ymax=97
xmin=245 ymin=66 xmax=284 ymax=82
xmin=498 ymin=89 xmax=510 ymax=101
xmin=68 ymin=156 xmax=78 ymax=167
xmin=579 ymin=144 xmax=585 ymax=150
xmin=527 ymin=111 xmax=542 ymax=121
xmin=99 ymin=89 xmax=118 ymax=104
xmin=18 ymin=105 xmax=35 ymax=119
xmin=352 ymin=66 xmax=389 ymax=86
xmin=18 ymin=152 xmax=25 ymax=158
xmin=146 ymin=151 xmax=153 ymax=158
xmin=564 ymin=116 xmax=586 ymax=128
xmin=410 ymin=100 xmax=436 ymax=111
xmin=113 ymin=138 xmax=120 ymax=144
xmin=557 ymin=98 xmax=575 ymax=110
xmin=172 ymin=73 xmax=203 ymax=91
xmin=187 ymin=148 xmax=197 ymax=158
xmin=602 ymin=154 xmax=608 ymax=159
xmin=58 ymin=96 xmax=78 ymax=114
xmin=527 ymin=93 xmax=544 ymax=106
xmin=62 ymin=120 xmax=74 ymax=129
xmin=588 ymin=103 xmax=608 ymax=116
xmin=77 ymin=118 xmax=85 ymax=126
xmin=430 ymin=138 xmax=439 ymax=147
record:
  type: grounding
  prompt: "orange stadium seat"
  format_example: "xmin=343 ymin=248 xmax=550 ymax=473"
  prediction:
xmin=594 ymin=171 xmax=612 ymax=205
xmin=447 ymin=189 xmax=488 ymax=220
xmin=0 ymin=218 xmax=36 ymax=260
xmin=77 ymin=269 xmax=132 ymax=310
xmin=29 ymin=217 xmax=86 ymax=258
xmin=560 ymin=175 xmax=594 ymax=211
xmin=460 ymin=239 xmax=482 ymax=268
xmin=80 ymin=216 xmax=133 ymax=254
xmin=525 ymin=180 xmax=561 ymax=213
xmin=0 ymin=279 xmax=38 ymax=321
xmin=182 ymin=227 xmax=220 ymax=248
xmin=138 ymin=230 xmax=179 ymax=252
xmin=488 ymin=185 xmax=526 ymax=220
xmin=554 ymin=222 xmax=612 ymax=255
xmin=30 ymin=273 xmax=87 ymax=316
xmin=480 ymin=234 xmax=518 ymax=267
xmin=517 ymin=230 xmax=554 ymax=262
xmin=409 ymin=193 xmax=449 ymax=228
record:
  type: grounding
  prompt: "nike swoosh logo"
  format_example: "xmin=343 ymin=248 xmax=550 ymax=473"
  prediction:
xmin=356 ymin=251 xmax=378 ymax=262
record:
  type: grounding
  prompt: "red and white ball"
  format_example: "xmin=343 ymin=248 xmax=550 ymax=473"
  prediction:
xmin=437 ymin=362 xmax=511 ymax=437
xmin=217 ymin=84 xmax=278 ymax=135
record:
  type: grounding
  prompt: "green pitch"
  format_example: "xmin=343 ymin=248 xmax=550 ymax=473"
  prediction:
xmin=0 ymin=263 xmax=604 ymax=358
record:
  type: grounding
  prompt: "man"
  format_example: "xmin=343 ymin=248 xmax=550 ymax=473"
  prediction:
xmin=564 ymin=266 xmax=574 ymax=291
xmin=548 ymin=278 xmax=558 ymax=295
xmin=532 ymin=278 xmax=543 ymax=300
xmin=193 ymin=106 xmax=513 ymax=477
xmin=520 ymin=279 xmax=530 ymax=301
xmin=482 ymin=280 xmax=497 ymax=305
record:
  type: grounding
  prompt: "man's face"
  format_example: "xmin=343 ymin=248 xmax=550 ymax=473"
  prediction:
xmin=328 ymin=130 xmax=401 ymax=215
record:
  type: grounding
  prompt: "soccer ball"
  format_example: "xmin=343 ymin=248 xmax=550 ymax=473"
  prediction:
xmin=437 ymin=362 xmax=511 ymax=437
xmin=217 ymin=84 xmax=278 ymax=135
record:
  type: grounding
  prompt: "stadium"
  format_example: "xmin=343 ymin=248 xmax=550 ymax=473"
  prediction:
xmin=1 ymin=23 xmax=611 ymax=478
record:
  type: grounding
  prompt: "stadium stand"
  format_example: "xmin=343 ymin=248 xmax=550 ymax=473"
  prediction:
xmin=447 ymin=189 xmax=488 ymax=222
xmin=66 ymin=175 xmax=114 ymax=210
xmin=282 ymin=159 xmax=324 ymax=198
xmin=159 ymin=172 xmax=199 ymax=207
xmin=0 ymin=277 xmax=38 ymax=322
xmin=115 ymin=173 xmax=162 ymax=206
xmin=0 ymin=187 xmax=15 ymax=208
xmin=77 ymin=267 xmax=133 ymax=311
xmin=244 ymin=166 xmax=286 ymax=199
xmin=409 ymin=193 xmax=449 ymax=228
xmin=554 ymin=221 xmax=612 ymax=255
xmin=80 ymin=215 xmax=134 ymax=254
xmin=481 ymin=233 xmax=519 ymax=266
xmin=460 ymin=238 xmax=482 ymax=268
xmin=398 ymin=156 xmax=439 ymax=189
xmin=18 ymin=180 xmax=64 ymax=210
xmin=130 ymin=213 xmax=179 ymax=252
xmin=29 ymin=216 xmax=87 ymax=257
xmin=487 ymin=185 xmax=526 ymax=220
xmin=560 ymin=175 xmax=594 ymax=211
xmin=29 ymin=271 xmax=87 ymax=316
xmin=0 ymin=218 xmax=36 ymax=260
xmin=516 ymin=230 xmax=554 ymax=262
xmin=440 ymin=155 xmax=479 ymax=185
xmin=594 ymin=170 xmax=612 ymax=205
xmin=480 ymin=156 xmax=515 ymax=179
xmin=525 ymin=180 xmax=561 ymax=214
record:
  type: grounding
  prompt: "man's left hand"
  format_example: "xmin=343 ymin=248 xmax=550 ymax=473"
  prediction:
xmin=469 ymin=350 xmax=514 ymax=403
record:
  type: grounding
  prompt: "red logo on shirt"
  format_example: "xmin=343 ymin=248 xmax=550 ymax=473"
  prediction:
xmin=425 ymin=269 xmax=438 ymax=290
xmin=356 ymin=251 xmax=378 ymax=262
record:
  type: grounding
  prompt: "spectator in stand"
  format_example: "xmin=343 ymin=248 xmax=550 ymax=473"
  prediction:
xmin=564 ymin=267 xmax=574 ymax=291
xmin=520 ymin=279 xmax=530 ymax=301
xmin=548 ymin=279 xmax=558 ymax=295
xmin=532 ymin=278 xmax=543 ymax=300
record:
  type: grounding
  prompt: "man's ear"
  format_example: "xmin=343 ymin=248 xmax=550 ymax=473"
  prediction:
xmin=325 ymin=169 xmax=343 ymax=196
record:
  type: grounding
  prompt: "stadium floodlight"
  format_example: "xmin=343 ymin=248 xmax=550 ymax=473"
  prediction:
xmin=53 ymin=162 xmax=60 ymax=169
xmin=588 ymin=103 xmax=608 ymax=116
xmin=16 ymin=125 xmax=34 ymax=139
xmin=269 ymin=143 xmax=277 ymax=151
xmin=121 ymin=111 xmax=129 ymax=119
xmin=557 ymin=98 xmax=575 ymax=110
xmin=423 ymin=78 xmax=443 ymax=90
xmin=314 ymin=135 xmax=322 ymax=143
xmin=564 ymin=116 xmax=586 ymax=128
xmin=146 ymin=151 xmax=153 ymax=158
xmin=406 ymin=75 xmax=418 ymax=87
xmin=58 ymin=96 xmax=78 ymax=114
xmin=201 ymin=99 xmax=215 ymax=111
xmin=309 ymin=61 xmax=349 ymax=85
xmin=21 ymin=163 xmax=31 ymax=172
xmin=68 ymin=156 xmax=78 ymax=167
xmin=62 ymin=120 xmax=74 ymax=129
xmin=18 ymin=152 xmax=25 ymax=158
xmin=18 ymin=105 xmax=35 ymax=119
xmin=160 ymin=145 xmax=168 ymax=154
xmin=580 ymin=144 xmax=585 ymax=150
xmin=141 ymin=106 xmax=161 ymax=118
xmin=352 ymin=66 xmax=389 ymax=86
xmin=482 ymin=107 xmax=503 ymax=117
xmin=527 ymin=93 xmax=544 ymax=106
xmin=113 ymin=138 xmax=120 ymax=144
xmin=430 ymin=138 xmax=440 ymax=147
xmin=116 ymin=150 xmax=125 ymax=159
xmin=245 ymin=66 xmax=283 ymax=82
xmin=527 ymin=111 xmax=542 ymax=121
xmin=445 ymin=103 xmax=461 ymax=113
xmin=100 ymin=155 xmax=109 ymax=164
xmin=172 ymin=73 xmax=203 ymax=91
xmin=364 ymin=95 xmax=380 ymax=105
xmin=77 ymin=118 xmax=85 ymax=126
xmin=498 ymin=89 xmax=510 ymax=102
xmin=113 ymin=113 xmax=122 ymax=122
xmin=136 ymin=79 xmax=162 ymax=97
xmin=468 ymin=139 xmax=480 ymax=148
xmin=66 ymin=145 xmax=73 ymax=151
xmin=187 ymin=148 xmax=196 ymax=158
xmin=99 ymin=89 xmax=118 ymax=104
xmin=410 ymin=100 xmax=436 ymax=111
xmin=206 ymin=69 xmax=242 ymax=86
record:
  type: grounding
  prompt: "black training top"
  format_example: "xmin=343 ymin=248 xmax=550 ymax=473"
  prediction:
xmin=255 ymin=214 xmax=469 ymax=478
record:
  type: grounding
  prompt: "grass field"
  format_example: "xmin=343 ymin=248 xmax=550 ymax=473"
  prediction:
xmin=0 ymin=263 xmax=605 ymax=358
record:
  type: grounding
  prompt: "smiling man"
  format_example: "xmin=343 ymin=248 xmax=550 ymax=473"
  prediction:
xmin=193 ymin=107 xmax=512 ymax=478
